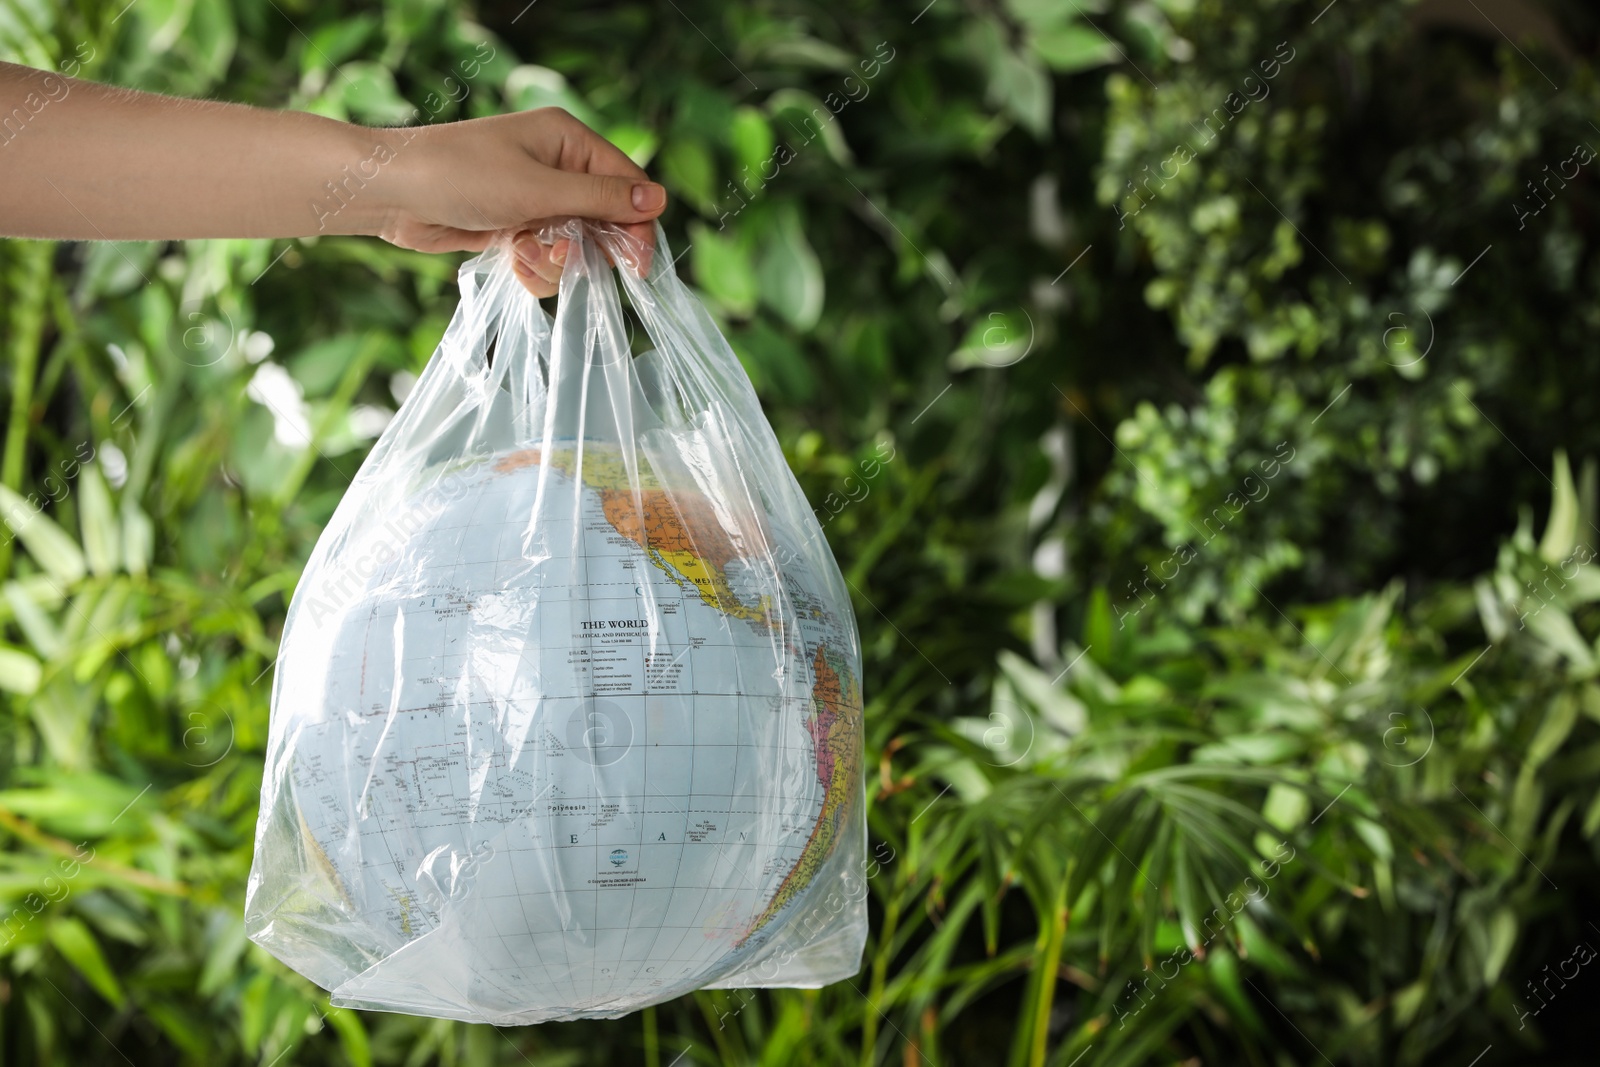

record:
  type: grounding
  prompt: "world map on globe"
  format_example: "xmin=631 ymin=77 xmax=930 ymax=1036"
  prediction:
xmin=265 ymin=439 xmax=863 ymax=1020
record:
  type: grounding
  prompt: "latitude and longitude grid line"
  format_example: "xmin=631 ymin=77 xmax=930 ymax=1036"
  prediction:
xmin=337 ymin=638 xmax=812 ymax=816
xmin=594 ymin=483 xmax=667 ymax=1005
xmin=617 ymin=646 xmax=707 ymax=994
xmin=566 ymin=469 xmax=748 ymax=1001
xmin=411 ymin=491 xmax=514 ymax=1011
xmin=298 ymin=504 xmax=520 ymax=1010
xmin=411 ymin=481 xmax=588 ymax=1007
xmin=635 ymin=540 xmax=832 ymax=974
xmin=502 ymin=484 xmax=594 ymax=1006
xmin=312 ymin=459 xmax=842 ymax=1004
xmin=640 ymin=697 xmax=825 ymax=975
xmin=615 ymin=533 xmax=755 ymax=984
xmin=577 ymin=480 xmax=600 ymax=1004
xmin=619 ymin=562 xmax=806 ymax=993
xmin=603 ymin=466 xmax=781 ymax=969
xmin=629 ymin=557 xmax=852 ymax=976
xmin=599 ymin=547 xmax=834 ymax=985
xmin=597 ymin=660 xmax=701 ymax=1002
xmin=425 ymin=485 xmax=574 ymax=1009
xmin=605 ymin=627 xmax=654 ymax=1002
xmin=463 ymin=707 xmax=568 ymax=1013
xmin=583 ymin=443 xmax=744 ymax=995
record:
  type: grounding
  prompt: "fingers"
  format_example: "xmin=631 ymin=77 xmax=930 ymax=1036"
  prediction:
xmin=512 ymin=232 xmax=567 ymax=284
xmin=529 ymin=164 xmax=666 ymax=227
xmin=512 ymin=257 xmax=556 ymax=298
xmin=520 ymin=108 xmax=667 ymax=231
xmin=510 ymin=235 xmax=559 ymax=298
xmin=533 ymin=107 xmax=652 ymax=186
xmin=507 ymin=221 xmax=656 ymax=297
xmin=393 ymin=107 xmax=673 ymax=293
xmin=384 ymin=109 xmax=667 ymax=284
xmin=618 ymin=221 xmax=656 ymax=276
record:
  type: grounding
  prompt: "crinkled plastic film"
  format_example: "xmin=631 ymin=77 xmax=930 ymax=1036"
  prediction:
xmin=244 ymin=222 xmax=868 ymax=1024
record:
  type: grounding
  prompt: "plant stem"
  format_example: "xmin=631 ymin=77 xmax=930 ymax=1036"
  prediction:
xmin=1 ymin=241 xmax=55 ymax=576
xmin=1027 ymin=876 xmax=1070 ymax=1067
xmin=643 ymin=1004 xmax=659 ymax=1067
xmin=860 ymin=887 xmax=902 ymax=1067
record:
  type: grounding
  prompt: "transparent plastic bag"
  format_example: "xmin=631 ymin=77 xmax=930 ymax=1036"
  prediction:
xmin=244 ymin=221 xmax=868 ymax=1024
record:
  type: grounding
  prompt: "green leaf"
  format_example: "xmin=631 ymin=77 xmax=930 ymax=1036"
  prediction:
xmin=139 ymin=1002 xmax=209 ymax=1059
xmin=1262 ymin=783 xmax=1310 ymax=831
xmin=1526 ymin=606 xmax=1594 ymax=669
xmin=1030 ymin=23 xmax=1120 ymax=73
xmin=1352 ymin=817 xmax=1393 ymax=862
xmin=671 ymin=81 xmax=737 ymax=141
xmin=604 ymin=123 xmax=659 ymax=168
xmin=688 ymin=222 xmax=758 ymax=317
xmin=197 ymin=916 xmax=249 ymax=998
xmin=756 ymin=36 xmax=856 ymax=71
xmin=1527 ymin=691 xmax=1580 ymax=768
xmin=4 ymin=581 xmax=62 ymax=657
xmin=0 ymin=643 xmax=42 ymax=695
xmin=0 ymin=485 xmax=87 ymax=586
xmin=966 ymin=19 xmax=1052 ymax=136
xmin=1235 ymin=914 xmax=1302 ymax=978
xmin=1483 ymin=907 xmax=1517 ymax=983
xmin=1204 ymin=948 xmax=1267 ymax=1034
xmin=1392 ymin=980 xmax=1427 ymax=1026
xmin=661 ymin=136 xmax=719 ymax=215
xmin=730 ymin=106 xmax=775 ymax=175
xmin=1509 ymin=764 xmax=1543 ymax=842
xmin=324 ymin=1007 xmax=372 ymax=1067
xmin=502 ymin=65 xmax=600 ymax=126
xmin=730 ymin=319 xmax=815 ymax=401
xmin=949 ymin=310 xmax=1034 ymax=370
xmin=122 ymin=502 xmax=154 ymax=578
xmin=1083 ymin=587 xmax=1115 ymax=653
xmin=1474 ymin=576 xmax=1510 ymax=644
xmin=238 ymin=971 xmax=275 ymax=1054
xmin=338 ymin=62 xmax=414 ymax=126
xmin=1172 ymin=846 xmax=1203 ymax=950
xmin=303 ymin=15 xmax=378 ymax=75
xmin=1583 ymin=790 xmax=1600 ymax=837
xmin=765 ymin=89 xmax=853 ymax=165
xmin=78 ymin=464 xmax=119 ymax=577
xmin=1539 ymin=450 xmax=1579 ymax=563
xmin=990 ymin=47 xmax=1052 ymax=136
xmin=1193 ymin=732 xmax=1301 ymax=764
xmin=288 ymin=335 xmax=364 ymax=397
xmin=49 ymin=917 xmax=125 ymax=1007
xmin=1005 ymin=0 xmax=1078 ymax=29
xmin=755 ymin=206 xmax=824 ymax=331
xmin=998 ymin=649 xmax=1086 ymax=736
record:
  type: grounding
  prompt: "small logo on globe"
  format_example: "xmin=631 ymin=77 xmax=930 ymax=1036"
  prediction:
xmin=565 ymin=699 xmax=635 ymax=765
xmin=610 ymin=849 xmax=629 ymax=867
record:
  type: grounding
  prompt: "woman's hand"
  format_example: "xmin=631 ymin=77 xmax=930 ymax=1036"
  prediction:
xmin=379 ymin=107 xmax=667 ymax=296
xmin=0 ymin=62 xmax=665 ymax=298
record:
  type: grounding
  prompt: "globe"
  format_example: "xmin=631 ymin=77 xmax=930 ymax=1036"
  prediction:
xmin=247 ymin=439 xmax=864 ymax=1023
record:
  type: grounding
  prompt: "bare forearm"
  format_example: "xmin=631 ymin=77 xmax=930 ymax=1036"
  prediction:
xmin=0 ymin=61 xmax=400 ymax=241
xmin=0 ymin=60 xmax=669 ymax=294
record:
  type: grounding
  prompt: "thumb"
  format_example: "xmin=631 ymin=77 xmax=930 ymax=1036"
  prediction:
xmin=531 ymin=167 xmax=668 ymax=224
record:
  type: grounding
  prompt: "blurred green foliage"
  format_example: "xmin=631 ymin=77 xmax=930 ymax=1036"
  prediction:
xmin=3 ymin=0 xmax=1600 ymax=1064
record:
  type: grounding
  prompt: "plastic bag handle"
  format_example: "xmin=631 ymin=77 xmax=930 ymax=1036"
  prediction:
xmin=528 ymin=219 xmax=776 ymax=445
